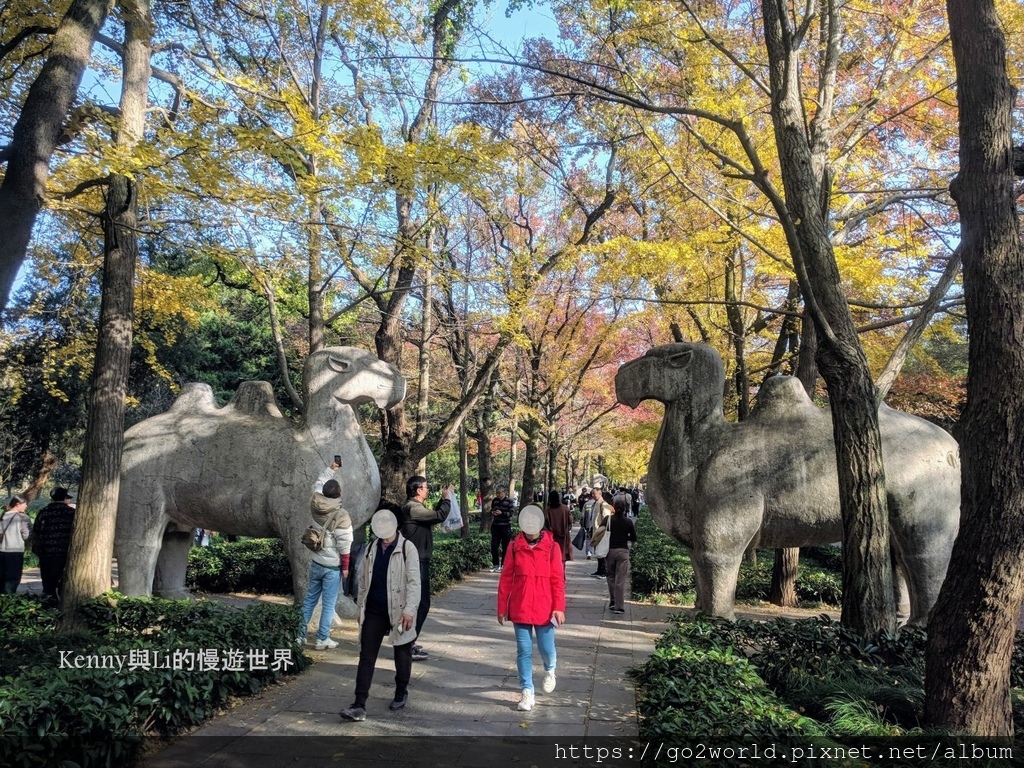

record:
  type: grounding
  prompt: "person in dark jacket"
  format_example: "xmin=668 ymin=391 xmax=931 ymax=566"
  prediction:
xmin=32 ymin=487 xmax=76 ymax=598
xmin=606 ymin=494 xmax=638 ymax=613
xmin=542 ymin=490 xmax=574 ymax=564
xmin=488 ymin=487 xmax=515 ymax=572
xmin=496 ymin=506 xmax=566 ymax=712
xmin=397 ymin=475 xmax=450 ymax=661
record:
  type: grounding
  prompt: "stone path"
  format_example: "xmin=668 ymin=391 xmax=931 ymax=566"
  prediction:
xmin=135 ymin=540 xmax=683 ymax=766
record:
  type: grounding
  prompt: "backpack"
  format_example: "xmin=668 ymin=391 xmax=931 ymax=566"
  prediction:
xmin=301 ymin=509 xmax=344 ymax=553
xmin=301 ymin=523 xmax=326 ymax=552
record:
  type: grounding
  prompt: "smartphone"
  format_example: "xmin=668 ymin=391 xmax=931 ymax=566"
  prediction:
xmin=333 ymin=454 xmax=342 ymax=466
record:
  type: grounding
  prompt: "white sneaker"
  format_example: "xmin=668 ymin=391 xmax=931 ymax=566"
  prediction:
xmin=315 ymin=637 xmax=339 ymax=650
xmin=542 ymin=670 xmax=556 ymax=693
xmin=517 ymin=688 xmax=535 ymax=711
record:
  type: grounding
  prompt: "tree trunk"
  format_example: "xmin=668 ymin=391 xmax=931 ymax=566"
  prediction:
xmin=475 ymin=380 xmax=497 ymax=531
xmin=924 ymin=0 xmax=1024 ymax=736
xmin=24 ymin=452 xmax=60 ymax=501
xmin=760 ymin=0 xmax=894 ymax=635
xmin=725 ymin=243 xmax=749 ymax=419
xmin=0 ymin=0 xmax=111 ymax=309
xmin=769 ymin=547 xmax=799 ymax=607
xmin=546 ymin=430 xmax=559 ymax=495
xmin=520 ymin=415 xmax=541 ymax=508
xmin=770 ymin=312 xmax=820 ymax=607
xmin=458 ymin=422 xmax=469 ymax=538
xmin=414 ymin=259 xmax=433 ymax=475
xmin=60 ymin=1 xmax=151 ymax=629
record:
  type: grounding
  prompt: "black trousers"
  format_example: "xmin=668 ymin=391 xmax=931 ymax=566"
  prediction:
xmin=354 ymin=610 xmax=413 ymax=707
xmin=490 ymin=526 xmax=512 ymax=567
xmin=38 ymin=553 xmax=68 ymax=597
xmin=1 ymin=551 xmax=25 ymax=593
xmin=415 ymin=560 xmax=431 ymax=637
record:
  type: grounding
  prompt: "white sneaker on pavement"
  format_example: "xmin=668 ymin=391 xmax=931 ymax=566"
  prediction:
xmin=315 ymin=637 xmax=339 ymax=650
xmin=542 ymin=670 xmax=556 ymax=693
xmin=517 ymin=688 xmax=535 ymax=711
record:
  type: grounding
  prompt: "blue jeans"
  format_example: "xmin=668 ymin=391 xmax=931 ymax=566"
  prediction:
xmin=514 ymin=622 xmax=556 ymax=692
xmin=301 ymin=561 xmax=342 ymax=641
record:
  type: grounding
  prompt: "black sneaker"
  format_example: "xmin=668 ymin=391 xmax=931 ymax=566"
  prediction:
xmin=411 ymin=645 xmax=429 ymax=661
xmin=340 ymin=705 xmax=366 ymax=721
xmin=611 ymin=608 xmax=625 ymax=614
xmin=390 ymin=691 xmax=409 ymax=710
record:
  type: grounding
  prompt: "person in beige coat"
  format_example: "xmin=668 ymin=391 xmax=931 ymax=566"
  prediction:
xmin=340 ymin=508 xmax=421 ymax=722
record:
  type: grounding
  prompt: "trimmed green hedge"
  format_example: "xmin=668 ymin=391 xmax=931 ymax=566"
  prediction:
xmin=630 ymin=512 xmax=842 ymax=606
xmin=187 ymin=538 xmax=293 ymax=594
xmin=187 ymin=531 xmax=490 ymax=597
xmin=0 ymin=594 xmax=309 ymax=767
xmin=632 ymin=612 xmax=1024 ymax=762
xmin=429 ymin=530 xmax=490 ymax=594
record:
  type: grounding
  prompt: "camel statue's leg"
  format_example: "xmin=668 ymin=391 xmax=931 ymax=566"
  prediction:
xmin=114 ymin=509 xmax=168 ymax=597
xmin=153 ymin=524 xmax=195 ymax=599
xmin=889 ymin=494 xmax=957 ymax=627
xmin=281 ymin=522 xmax=312 ymax=605
xmin=892 ymin=533 xmax=954 ymax=626
xmin=692 ymin=547 xmax=744 ymax=619
xmin=892 ymin=555 xmax=911 ymax=622
xmin=691 ymin=500 xmax=762 ymax=619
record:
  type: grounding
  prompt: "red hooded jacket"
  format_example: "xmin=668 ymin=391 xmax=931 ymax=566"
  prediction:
xmin=496 ymin=530 xmax=566 ymax=625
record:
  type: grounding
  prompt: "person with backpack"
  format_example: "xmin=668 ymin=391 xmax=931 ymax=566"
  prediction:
xmin=299 ymin=462 xmax=353 ymax=650
xmin=340 ymin=508 xmax=421 ymax=721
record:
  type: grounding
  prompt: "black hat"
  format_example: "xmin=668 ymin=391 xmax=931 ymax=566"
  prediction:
xmin=50 ymin=487 xmax=72 ymax=501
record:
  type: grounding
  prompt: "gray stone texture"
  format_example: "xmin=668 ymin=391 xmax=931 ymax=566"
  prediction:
xmin=615 ymin=342 xmax=960 ymax=625
xmin=114 ymin=347 xmax=406 ymax=618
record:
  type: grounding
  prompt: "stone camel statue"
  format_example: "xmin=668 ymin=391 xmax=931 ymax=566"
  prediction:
xmin=615 ymin=342 xmax=960 ymax=626
xmin=114 ymin=347 xmax=406 ymax=617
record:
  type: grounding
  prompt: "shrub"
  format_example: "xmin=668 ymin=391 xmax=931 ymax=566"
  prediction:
xmin=629 ymin=515 xmax=695 ymax=599
xmin=631 ymin=642 xmax=824 ymax=752
xmin=0 ymin=593 xmax=309 ymax=767
xmin=429 ymin=531 xmax=490 ymax=594
xmin=187 ymin=538 xmax=293 ymax=594
xmin=635 ymin=612 xmax=1024 ymax=753
xmin=187 ymin=532 xmax=491 ymax=597
xmin=630 ymin=514 xmax=842 ymax=606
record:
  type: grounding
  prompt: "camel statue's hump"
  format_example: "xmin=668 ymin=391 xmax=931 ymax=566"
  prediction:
xmin=166 ymin=383 xmax=219 ymax=415
xmin=748 ymin=376 xmax=822 ymax=422
xmin=227 ymin=380 xmax=284 ymax=418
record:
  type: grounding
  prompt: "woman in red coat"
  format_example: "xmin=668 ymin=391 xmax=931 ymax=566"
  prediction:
xmin=497 ymin=505 xmax=566 ymax=712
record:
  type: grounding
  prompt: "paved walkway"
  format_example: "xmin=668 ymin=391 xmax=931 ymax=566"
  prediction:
xmin=16 ymin=539 xmax=833 ymax=766
xmin=128 ymin=537 xmax=683 ymax=767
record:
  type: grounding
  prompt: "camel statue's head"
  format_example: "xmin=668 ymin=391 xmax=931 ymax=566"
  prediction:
xmin=616 ymin=343 xmax=725 ymax=418
xmin=304 ymin=347 xmax=407 ymax=409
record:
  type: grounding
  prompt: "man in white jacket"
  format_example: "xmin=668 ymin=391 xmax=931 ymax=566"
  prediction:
xmin=340 ymin=508 xmax=421 ymax=722
xmin=300 ymin=462 xmax=353 ymax=650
